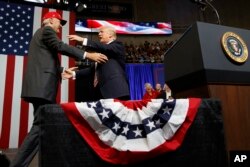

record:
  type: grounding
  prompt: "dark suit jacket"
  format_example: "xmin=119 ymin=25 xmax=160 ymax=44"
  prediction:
xmin=21 ymin=26 xmax=84 ymax=103
xmin=76 ymin=40 xmax=130 ymax=99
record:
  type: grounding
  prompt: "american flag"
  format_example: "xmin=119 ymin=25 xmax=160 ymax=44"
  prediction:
xmin=61 ymin=98 xmax=201 ymax=164
xmin=0 ymin=1 xmax=76 ymax=149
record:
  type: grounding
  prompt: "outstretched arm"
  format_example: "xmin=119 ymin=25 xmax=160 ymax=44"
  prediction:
xmin=67 ymin=35 xmax=84 ymax=42
xmin=85 ymin=52 xmax=108 ymax=64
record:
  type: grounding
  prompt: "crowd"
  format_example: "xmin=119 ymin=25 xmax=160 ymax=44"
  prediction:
xmin=124 ymin=40 xmax=174 ymax=63
xmin=143 ymin=82 xmax=173 ymax=100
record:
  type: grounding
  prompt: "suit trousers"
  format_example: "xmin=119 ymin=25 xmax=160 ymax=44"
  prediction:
xmin=10 ymin=98 xmax=50 ymax=167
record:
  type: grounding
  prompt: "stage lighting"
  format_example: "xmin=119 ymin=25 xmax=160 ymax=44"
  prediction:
xmin=23 ymin=0 xmax=45 ymax=3
xmin=62 ymin=0 xmax=68 ymax=5
xmin=75 ymin=1 xmax=88 ymax=13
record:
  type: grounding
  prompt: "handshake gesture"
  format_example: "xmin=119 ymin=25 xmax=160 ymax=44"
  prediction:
xmin=62 ymin=52 xmax=107 ymax=80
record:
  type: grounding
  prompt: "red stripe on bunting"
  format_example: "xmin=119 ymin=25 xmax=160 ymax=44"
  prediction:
xmin=0 ymin=55 xmax=15 ymax=148
xmin=114 ymin=99 xmax=151 ymax=110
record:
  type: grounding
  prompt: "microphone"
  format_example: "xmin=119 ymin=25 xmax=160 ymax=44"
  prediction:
xmin=190 ymin=0 xmax=213 ymax=7
xmin=195 ymin=0 xmax=206 ymax=5
xmin=190 ymin=0 xmax=220 ymax=24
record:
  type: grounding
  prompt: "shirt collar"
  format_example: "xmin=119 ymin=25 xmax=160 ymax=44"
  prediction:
xmin=107 ymin=39 xmax=115 ymax=44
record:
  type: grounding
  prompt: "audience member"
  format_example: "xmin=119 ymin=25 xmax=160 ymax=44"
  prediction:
xmin=155 ymin=83 xmax=163 ymax=94
xmin=124 ymin=40 xmax=174 ymax=63
xmin=142 ymin=83 xmax=159 ymax=100
xmin=157 ymin=83 xmax=173 ymax=100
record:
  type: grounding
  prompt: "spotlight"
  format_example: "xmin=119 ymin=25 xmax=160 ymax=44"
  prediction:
xmin=75 ymin=1 xmax=88 ymax=13
xmin=61 ymin=0 xmax=69 ymax=5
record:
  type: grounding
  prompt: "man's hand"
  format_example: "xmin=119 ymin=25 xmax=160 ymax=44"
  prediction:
xmin=62 ymin=67 xmax=78 ymax=80
xmin=67 ymin=35 xmax=84 ymax=42
xmin=86 ymin=52 xmax=108 ymax=64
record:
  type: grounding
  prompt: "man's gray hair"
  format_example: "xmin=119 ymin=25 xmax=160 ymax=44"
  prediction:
xmin=144 ymin=82 xmax=152 ymax=89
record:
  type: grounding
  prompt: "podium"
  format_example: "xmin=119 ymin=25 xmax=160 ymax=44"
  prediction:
xmin=164 ymin=22 xmax=250 ymax=157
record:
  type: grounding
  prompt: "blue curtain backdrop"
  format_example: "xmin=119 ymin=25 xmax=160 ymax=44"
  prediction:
xmin=125 ymin=63 xmax=165 ymax=100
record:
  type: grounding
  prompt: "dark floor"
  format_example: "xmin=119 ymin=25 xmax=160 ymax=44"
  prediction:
xmin=0 ymin=149 xmax=38 ymax=167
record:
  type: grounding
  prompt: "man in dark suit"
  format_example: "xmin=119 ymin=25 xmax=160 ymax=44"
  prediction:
xmin=64 ymin=26 xmax=130 ymax=100
xmin=10 ymin=12 xmax=107 ymax=167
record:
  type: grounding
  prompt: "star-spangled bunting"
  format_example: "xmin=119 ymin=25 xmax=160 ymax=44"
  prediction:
xmin=61 ymin=98 xmax=201 ymax=164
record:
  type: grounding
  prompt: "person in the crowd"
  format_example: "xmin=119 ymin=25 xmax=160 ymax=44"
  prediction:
xmin=155 ymin=83 xmax=163 ymax=94
xmin=10 ymin=11 xmax=108 ymax=167
xmin=63 ymin=26 xmax=130 ymax=100
xmin=142 ymin=83 xmax=159 ymax=100
xmin=157 ymin=83 xmax=173 ymax=100
xmin=123 ymin=40 xmax=174 ymax=63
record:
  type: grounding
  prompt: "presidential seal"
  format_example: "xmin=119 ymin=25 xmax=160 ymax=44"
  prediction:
xmin=221 ymin=32 xmax=248 ymax=63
